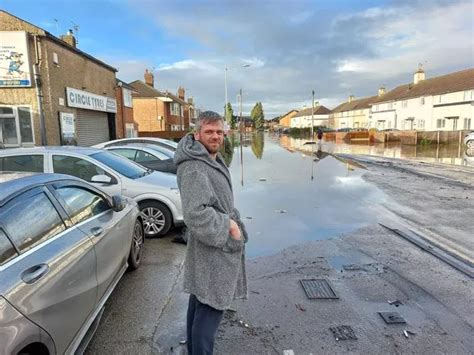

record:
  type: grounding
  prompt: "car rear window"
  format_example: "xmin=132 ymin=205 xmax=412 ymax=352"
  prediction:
xmin=0 ymin=155 xmax=44 ymax=172
xmin=1 ymin=192 xmax=66 ymax=253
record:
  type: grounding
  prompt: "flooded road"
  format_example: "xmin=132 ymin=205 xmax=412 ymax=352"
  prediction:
xmin=226 ymin=133 xmax=387 ymax=257
xmin=280 ymin=135 xmax=473 ymax=167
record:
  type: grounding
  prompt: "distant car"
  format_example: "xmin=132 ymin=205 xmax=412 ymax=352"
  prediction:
xmin=105 ymin=144 xmax=177 ymax=174
xmin=464 ymin=148 xmax=474 ymax=166
xmin=0 ymin=172 xmax=143 ymax=355
xmin=0 ymin=147 xmax=183 ymax=237
xmin=464 ymin=132 xmax=474 ymax=148
xmin=93 ymin=137 xmax=179 ymax=152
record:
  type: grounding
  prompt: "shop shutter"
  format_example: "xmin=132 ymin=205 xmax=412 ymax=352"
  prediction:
xmin=76 ymin=109 xmax=110 ymax=146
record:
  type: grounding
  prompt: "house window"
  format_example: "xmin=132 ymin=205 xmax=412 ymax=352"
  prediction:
xmin=123 ymin=88 xmax=133 ymax=108
xmin=464 ymin=118 xmax=471 ymax=129
xmin=388 ymin=102 xmax=393 ymax=109
xmin=125 ymin=123 xmax=136 ymax=138
xmin=402 ymin=100 xmax=407 ymax=108
xmin=417 ymin=119 xmax=425 ymax=130
xmin=464 ymin=90 xmax=473 ymax=101
xmin=420 ymin=97 xmax=425 ymax=105
xmin=0 ymin=106 xmax=34 ymax=147
xmin=171 ymin=103 xmax=181 ymax=116
xmin=438 ymin=94 xmax=445 ymax=103
xmin=436 ymin=119 xmax=446 ymax=128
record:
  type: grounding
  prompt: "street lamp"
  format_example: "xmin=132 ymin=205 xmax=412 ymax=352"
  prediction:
xmin=224 ymin=64 xmax=251 ymax=123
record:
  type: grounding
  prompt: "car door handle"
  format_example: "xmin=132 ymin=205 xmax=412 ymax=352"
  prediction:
xmin=21 ymin=264 xmax=50 ymax=284
xmin=90 ymin=226 xmax=104 ymax=237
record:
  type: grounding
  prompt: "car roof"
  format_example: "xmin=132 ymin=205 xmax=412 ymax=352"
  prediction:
xmin=0 ymin=146 xmax=104 ymax=156
xmin=107 ymin=143 xmax=174 ymax=152
xmin=94 ymin=137 xmax=178 ymax=148
xmin=0 ymin=172 xmax=82 ymax=203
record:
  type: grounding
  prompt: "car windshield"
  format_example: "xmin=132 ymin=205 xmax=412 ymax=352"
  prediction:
xmin=91 ymin=151 xmax=150 ymax=179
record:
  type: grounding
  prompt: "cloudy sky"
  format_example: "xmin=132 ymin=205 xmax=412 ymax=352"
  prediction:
xmin=3 ymin=0 xmax=473 ymax=116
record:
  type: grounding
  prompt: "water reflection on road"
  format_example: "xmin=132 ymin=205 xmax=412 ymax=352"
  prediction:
xmin=227 ymin=133 xmax=387 ymax=257
xmin=280 ymin=135 xmax=473 ymax=166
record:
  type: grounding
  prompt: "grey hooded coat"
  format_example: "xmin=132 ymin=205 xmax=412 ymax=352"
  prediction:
xmin=174 ymin=133 xmax=248 ymax=311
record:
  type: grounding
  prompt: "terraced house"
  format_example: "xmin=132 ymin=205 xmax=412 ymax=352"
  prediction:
xmin=0 ymin=10 xmax=120 ymax=147
xmin=129 ymin=70 xmax=195 ymax=134
xmin=369 ymin=67 xmax=474 ymax=131
xmin=290 ymin=105 xmax=331 ymax=128
xmin=330 ymin=93 xmax=381 ymax=130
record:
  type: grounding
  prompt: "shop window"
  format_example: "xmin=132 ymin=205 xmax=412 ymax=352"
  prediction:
xmin=0 ymin=106 xmax=34 ymax=146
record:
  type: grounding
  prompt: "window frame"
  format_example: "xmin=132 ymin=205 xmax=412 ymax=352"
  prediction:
xmin=0 ymin=227 xmax=19 ymax=266
xmin=0 ymin=154 xmax=45 ymax=173
xmin=0 ymin=105 xmax=35 ymax=147
xmin=0 ymin=186 xmax=68 ymax=254
xmin=48 ymin=181 xmax=112 ymax=226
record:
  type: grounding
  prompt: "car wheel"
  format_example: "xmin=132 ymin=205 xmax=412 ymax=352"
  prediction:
xmin=139 ymin=201 xmax=172 ymax=237
xmin=467 ymin=140 xmax=474 ymax=149
xmin=128 ymin=219 xmax=144 ymax=270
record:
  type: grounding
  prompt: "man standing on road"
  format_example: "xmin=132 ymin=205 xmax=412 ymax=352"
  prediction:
xmin=174 ymin=111 xmax=248 ymax=354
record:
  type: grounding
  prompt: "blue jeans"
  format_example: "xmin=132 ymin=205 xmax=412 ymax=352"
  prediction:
xmin=186 ymin=294 xmax=224 ymax=355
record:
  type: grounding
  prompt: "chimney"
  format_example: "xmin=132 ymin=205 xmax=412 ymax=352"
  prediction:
xmin=348 ymin=95 xmax=355 ymax=103
xmin=60 ymin=29 xmax=77 ymax=48
xmin=144 ymin=69 xmax=154 ymax=87
xmin=414 ymin=64 xmax=425 ymax=85
xmin=177 ymin=86 xmax=185 ymax=100
xmin=378 ymin=87 xmax=386 ymax=97
xmin=187 ymin=97 xmax=194 ymax=105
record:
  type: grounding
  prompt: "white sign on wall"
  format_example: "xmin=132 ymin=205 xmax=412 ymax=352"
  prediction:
xmin=66 ymin=87 xmax=117 ymax=113
xmin=0 ymin=31 xmax=32 ymax=87
xmin=60 ymin=112 xmax=76 ymax=145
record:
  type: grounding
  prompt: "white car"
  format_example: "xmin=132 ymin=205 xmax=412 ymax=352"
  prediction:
xmin=464 ymin=132 xmax=474 ymax=148
xmin=0 ymin=147 xmax=183 ymax=237
xmin=93 ymin=137 xmax=179 ymax=152
xmin=104 ymin=144 xmax=177 ymax=174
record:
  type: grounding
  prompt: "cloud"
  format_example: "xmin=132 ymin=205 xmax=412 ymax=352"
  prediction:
xmin=121 ymin=0 xmax=473 ymax=115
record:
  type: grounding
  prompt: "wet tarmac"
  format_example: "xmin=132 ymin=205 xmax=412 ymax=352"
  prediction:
xmin=226 ymin=133 xmax=387 ymax=257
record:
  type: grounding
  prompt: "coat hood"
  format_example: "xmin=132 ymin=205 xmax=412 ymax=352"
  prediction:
xmin=174 ymin=133 xmax=230 ymax=184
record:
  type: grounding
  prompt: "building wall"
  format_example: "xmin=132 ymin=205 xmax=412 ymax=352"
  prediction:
xmin=279 ymin=111 xmax=298 ymax=127
xmin=115 ymin=87 xmax=136 ymax=138
xmin=133 ymin=98 xmax=165 ymax=131
xmin=40 ymin=38 xmax=116 ymax=144
xmin=291 ymin=114 xmax=329 ymax=128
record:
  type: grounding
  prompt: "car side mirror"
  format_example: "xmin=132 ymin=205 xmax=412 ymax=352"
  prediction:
xmin=111 ymin=195 xmax=126 ymax=212
xmin=91 ymin=174 xmax=113 ymax=184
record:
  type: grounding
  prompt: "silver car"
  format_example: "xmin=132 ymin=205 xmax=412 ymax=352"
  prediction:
xmin=105 ymin=144 xmax=177 ymax=174
xmin=93 ymin=137 xmax=179 ymax=152
xmin=0 ymin=147 xmax=184 ymax=237
xmin=0 ymin=172 xmax=143 ymax=355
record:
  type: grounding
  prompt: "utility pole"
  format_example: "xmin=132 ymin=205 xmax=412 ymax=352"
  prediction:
xmin=239 ymin=88 xmax=244 ymax=186
xmin=311 ymin=90 xmax=315 ymax=141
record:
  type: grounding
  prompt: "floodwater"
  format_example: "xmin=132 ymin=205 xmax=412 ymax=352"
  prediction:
xmin=280 ymin=135 xmax=473 ymax=167
xmin=225 ymin=133 xmax=388 ymax=257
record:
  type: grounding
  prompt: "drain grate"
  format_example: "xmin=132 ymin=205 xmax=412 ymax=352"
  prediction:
xmin=300 ymin=279 xmax=338 ymax=299
xmin=330 ymin=325 xmax=357 ymax=341
xmin=378 ymin=312 xmax=406 ymax=324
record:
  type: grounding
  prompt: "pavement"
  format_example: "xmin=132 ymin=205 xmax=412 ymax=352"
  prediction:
xmin=85 ymin=157 xmax=474 ymax=355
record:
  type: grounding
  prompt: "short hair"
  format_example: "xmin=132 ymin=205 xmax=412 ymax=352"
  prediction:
xmin=195 ymin=111 xmax=223 ymax=131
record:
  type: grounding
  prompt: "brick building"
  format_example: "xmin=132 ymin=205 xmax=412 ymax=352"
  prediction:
xmin=0 ymin=10 xmax=119 ymax=147
xmin=115 ymin=79 xmax=138 ymax=138
xmin=129 ymin=70 xmax=193 ymax=133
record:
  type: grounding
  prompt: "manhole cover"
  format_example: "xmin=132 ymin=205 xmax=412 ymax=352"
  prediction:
xmin=378 ymin=312 xmax=406 ymax=324
xmin=300 ymin=279 xmax=338 ymax=299
xmin=330 ymin=325 xmax=357 ymax=341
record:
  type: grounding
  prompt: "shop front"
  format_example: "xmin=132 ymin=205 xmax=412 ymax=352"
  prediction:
xmin=62 ymin=87 xmax=117 ymax=146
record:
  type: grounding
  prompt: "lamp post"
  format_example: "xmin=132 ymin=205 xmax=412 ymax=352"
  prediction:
xmin=311 ymin=90 xmax=315 ymax=141
xmin=224 ymin=64 xmax=251 ymax=124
